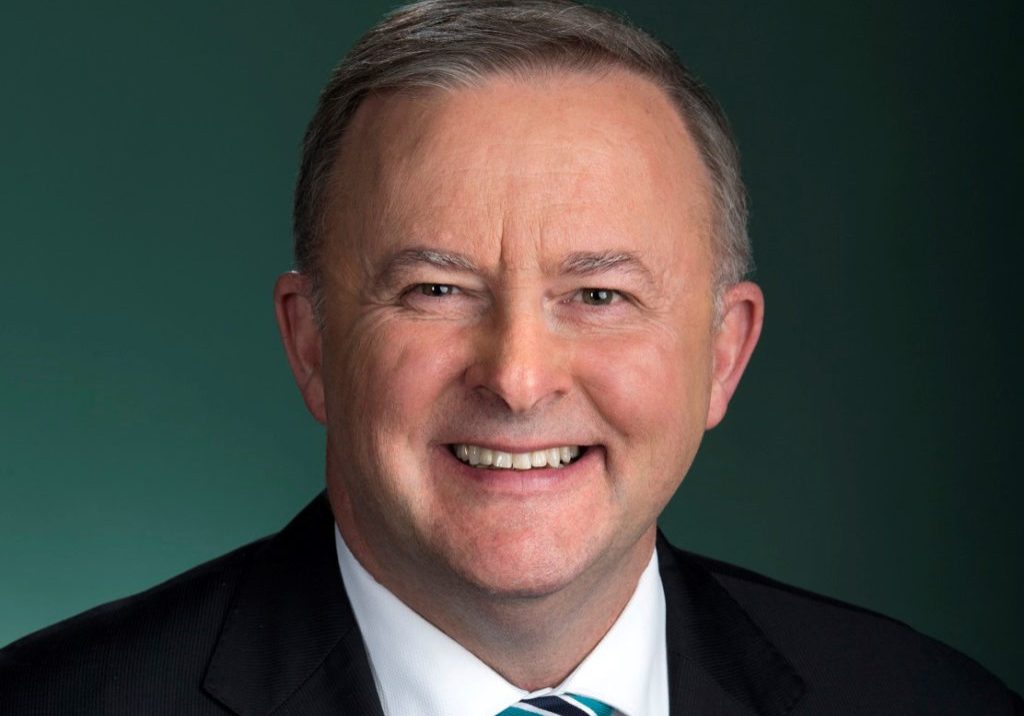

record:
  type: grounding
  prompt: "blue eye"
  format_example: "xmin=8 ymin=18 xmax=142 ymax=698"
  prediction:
xmin=580 ymin=288 xmax=617 ymax=305
xmin=417 ymin=283 xmax=459 ymax=297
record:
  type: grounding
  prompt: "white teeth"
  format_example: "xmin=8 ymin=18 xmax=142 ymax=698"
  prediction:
xmin=546 ymin=448 xmax=561 ymax=468
xmin=512 ymin=453 xmax=532 ymax=470
xmin=452 ymin=444 xmax=584 ymax=470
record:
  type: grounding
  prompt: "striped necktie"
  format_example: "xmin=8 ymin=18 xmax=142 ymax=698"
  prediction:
xmin=498 ymin=693 xmax=614 ymax=715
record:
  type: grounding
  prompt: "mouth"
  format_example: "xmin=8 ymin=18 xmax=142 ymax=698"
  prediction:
xmin=449 ymin=443 xmax=587 ymax=470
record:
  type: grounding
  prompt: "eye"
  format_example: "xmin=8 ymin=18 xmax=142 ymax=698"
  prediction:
xmin=579 ymin=288 xmax=619 ymax=306
xmin=399 ymin=282 xmax=473 ymax=315
xmin=415 ymin=283 xmax=460 ymax=298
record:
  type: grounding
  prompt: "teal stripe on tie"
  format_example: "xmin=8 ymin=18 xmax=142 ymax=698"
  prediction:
xmin=496 ymin=693 xmax=614 ymax=716
xmin=566 ymin=693 xmax=614 ymax=715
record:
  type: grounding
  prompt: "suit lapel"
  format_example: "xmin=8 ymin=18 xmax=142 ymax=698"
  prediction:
xmin=658 ymin=534 xmax=806 ymax=716
xmin=199 ymin=497 xmax=803 ymax=716
xmin=202 ymin=493 xmax=384 ymax=716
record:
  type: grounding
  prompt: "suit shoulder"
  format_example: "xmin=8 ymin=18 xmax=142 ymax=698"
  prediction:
xmin=0 ymin=535 xmax=267 ymax=713
xmin=668 ymin=545 xmax=1022 ymax=712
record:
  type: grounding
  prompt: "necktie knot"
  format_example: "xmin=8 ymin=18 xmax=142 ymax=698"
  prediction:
xmin=497 ymin=692 xmax=614 ymax=716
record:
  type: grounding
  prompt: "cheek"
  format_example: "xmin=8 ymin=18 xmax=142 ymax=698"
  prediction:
xmin=326 ymin=315 xmax=466 ymax=447
xmin=580 ymin=328 xmax=711 ymax=421
xmin=323 ymin=316 xmax=469 ymax=526
xmin=576 ymin=328 xmax=713 ymax=481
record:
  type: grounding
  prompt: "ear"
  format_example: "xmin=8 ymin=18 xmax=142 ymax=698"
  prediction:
xmin=705 ymin=281 xmax=765 ymax=430
xmin=273 ymin=271 xmax=326 ymax=424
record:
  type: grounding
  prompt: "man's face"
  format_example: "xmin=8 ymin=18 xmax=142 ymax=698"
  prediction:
xmin=290 ymin=70 xmax=756 ymax=599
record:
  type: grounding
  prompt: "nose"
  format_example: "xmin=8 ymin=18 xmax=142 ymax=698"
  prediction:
xmin=463 ymin=298 xmax=571 ymax=414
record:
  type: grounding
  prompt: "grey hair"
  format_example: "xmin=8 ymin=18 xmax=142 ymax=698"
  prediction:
xmin=293 ymin=0 xmax=751 ymax=319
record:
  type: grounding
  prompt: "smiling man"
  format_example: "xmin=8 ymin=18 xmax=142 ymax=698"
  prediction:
xmin=1 ymin=1 xmax=1020 ymax=714
xmin=274 ymin=64 xmax=760 ymax=703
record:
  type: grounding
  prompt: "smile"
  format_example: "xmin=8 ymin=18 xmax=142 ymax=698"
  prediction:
xmin=450 ymin=444 xmax=584 ymax=470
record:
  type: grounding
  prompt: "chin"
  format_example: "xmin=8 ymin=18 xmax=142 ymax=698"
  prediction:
xmin=435 ymin=526 xmax=600 ymax=599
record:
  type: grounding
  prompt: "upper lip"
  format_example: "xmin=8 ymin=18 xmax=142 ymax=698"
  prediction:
xmin=444 ymin=441 xmax=589 ymax=453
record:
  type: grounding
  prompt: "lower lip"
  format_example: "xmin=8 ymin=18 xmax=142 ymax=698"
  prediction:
xmin=434 ymin=445 xmax=600 ymax=494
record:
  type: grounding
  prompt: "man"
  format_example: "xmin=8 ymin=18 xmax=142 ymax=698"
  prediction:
xmin=1 ymin=1 xmax=1019 ymax=714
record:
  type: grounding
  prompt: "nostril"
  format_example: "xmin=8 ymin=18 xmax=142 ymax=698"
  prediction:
xmin=461 ymin=322 xmax=572 ymax=415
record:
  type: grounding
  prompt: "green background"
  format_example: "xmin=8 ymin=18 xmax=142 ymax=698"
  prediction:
xmin=2 ymin=0 xmax=1020 ymax=693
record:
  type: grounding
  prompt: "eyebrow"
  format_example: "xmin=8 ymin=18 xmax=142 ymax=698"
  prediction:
xmin=374 ymin=247 xmax=479 ymax=287
xmin=559 ymin=250 xmax=655 ymax=287
xmin=374 ymin=247 xmax=655 ymax=287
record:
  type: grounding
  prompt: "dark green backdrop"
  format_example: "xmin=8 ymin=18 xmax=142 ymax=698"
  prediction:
xmin=2 ymin=0 xmax=1020 ymax=692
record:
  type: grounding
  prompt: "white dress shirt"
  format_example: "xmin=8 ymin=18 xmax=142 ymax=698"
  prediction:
xmin=335 ymin=527 xmax=669 ymax=716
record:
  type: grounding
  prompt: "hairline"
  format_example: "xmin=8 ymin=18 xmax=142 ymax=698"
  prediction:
xmin=294 ymin=4 xmax=750 ymax=325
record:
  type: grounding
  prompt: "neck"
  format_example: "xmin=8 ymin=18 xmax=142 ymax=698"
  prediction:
xmin=339 ymin=507 xmax=656 ymax=690
xmin=434 ymin=534 xmax=655 ymax=690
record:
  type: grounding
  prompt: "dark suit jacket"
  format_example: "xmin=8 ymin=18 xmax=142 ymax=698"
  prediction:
xmin=1 ymin=493 xmax=1020 ymax=715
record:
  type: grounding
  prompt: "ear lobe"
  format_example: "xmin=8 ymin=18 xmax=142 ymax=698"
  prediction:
xmin=273 ymin=271 xmax=327 ymax=424
xmin=705 ymin=281 xmax=764 ymax=430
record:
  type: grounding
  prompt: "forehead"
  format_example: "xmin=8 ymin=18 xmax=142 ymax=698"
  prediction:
xmin=326 ymin=69 xmax=713 ymax=267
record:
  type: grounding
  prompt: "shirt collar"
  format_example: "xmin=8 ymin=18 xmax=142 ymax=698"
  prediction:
xmin=335 ymin=526 xmax=667 ymax=716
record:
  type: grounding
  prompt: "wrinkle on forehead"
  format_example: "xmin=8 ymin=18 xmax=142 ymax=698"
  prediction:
xmin=324 ymin=69 xmax=715 ymax=285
